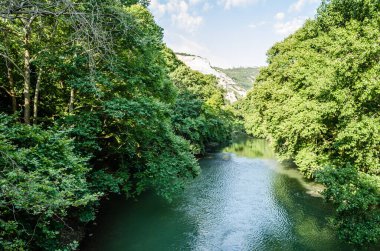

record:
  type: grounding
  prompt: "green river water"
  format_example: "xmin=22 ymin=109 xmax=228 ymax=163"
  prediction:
xmin=82 ymin=138 xmax=360 ymax=251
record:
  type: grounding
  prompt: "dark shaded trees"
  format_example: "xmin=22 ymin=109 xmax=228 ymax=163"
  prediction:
xmin=0 ymin=1 xmax=233 ymax=250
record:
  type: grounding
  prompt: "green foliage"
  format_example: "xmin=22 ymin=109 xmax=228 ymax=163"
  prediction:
xmin=0 ymin=1 xmax=233 ymax=249
xmin=215 ymin=67 xmax=261 ymax=91
xmin=241 ymin=0 xmax=380 ymax=245
xmin=168 ymin=55 xmax=233 ymax=154
xmin=317 ymin=165 xmax=380 ymax=244
xmin=0 ymin=114 xmax=98 ymax=250
xmin=59 ymin=113 xmax=103 ymax=158
xmin=170 ymin=65 xmax=224 ymax=105
xmin=99 ymin=96 xmax=200 ymax=199
xmin=171 ymin=92 xmax=232 ymax=154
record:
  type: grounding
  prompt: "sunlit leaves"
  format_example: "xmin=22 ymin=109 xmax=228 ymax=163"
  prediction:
xmin=242 ymin=0 xmax=380 ymax=245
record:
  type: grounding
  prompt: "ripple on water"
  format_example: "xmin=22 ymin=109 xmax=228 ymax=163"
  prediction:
xmin=82 ymin=138 xmax=357 ymax=251
xmin=178 ymin=153 xmax=294 ymax=251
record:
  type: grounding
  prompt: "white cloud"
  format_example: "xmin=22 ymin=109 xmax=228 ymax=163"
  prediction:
xmin=150 ymin=0 xmax=204 ymax=32
xmin=172 ymin=11 xmax=203 ymax=32
xmin=202 ymin=2 xmax=213 ymax=12
xmin=273 ymin=0 xmax=317 ymax=35
xmin=289 ymin=0 xmax=319 ymax=13
xmin=248 ymin=21 xmax=266 ymax=29
xmin=165 ymin=33 xmax=233 ymax=67
xmin=167 ymin=33 xmax=209 ymax=55
xmin=150 ymin=0 xmax=167 ymax=17
xmin=274 ymin=16 xmax=307 ymax=35
xmin=218 ymin=0 xmax=262 ymax=10
xmin=150 ymin=0 xmax=265 ymax=32
xmin=275 ymin=12 xmax=285 ymax=20
xmin=189 ymin=0 xmax=204 ymax=5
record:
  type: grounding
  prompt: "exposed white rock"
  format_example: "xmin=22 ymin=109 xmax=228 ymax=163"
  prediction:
xmin=176 ymin=53 xmax=247 ymax=103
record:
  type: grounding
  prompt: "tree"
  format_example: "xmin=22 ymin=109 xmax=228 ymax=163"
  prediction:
xmin=0 ymin=2 xmax=234 ymax=249
xmin=167 ymin=52 xmax=232 ymax=154
xmin=0 ymin=114 xmax=98 ymax=250
xmin=0 ymin=0 xmax=127 ymax=124
xmin=242 ymin=0 xmax=380 ymax=245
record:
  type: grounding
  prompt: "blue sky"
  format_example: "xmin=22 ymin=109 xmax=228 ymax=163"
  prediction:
xmin=149 ymin=0 xmax=321 ymax=68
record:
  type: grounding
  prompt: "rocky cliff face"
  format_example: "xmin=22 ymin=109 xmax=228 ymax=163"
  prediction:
xmin=176 ymin=53 xmax=247 ymax=103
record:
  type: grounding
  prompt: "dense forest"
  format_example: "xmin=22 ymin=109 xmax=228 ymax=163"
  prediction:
xmin=0 ymin=0 xmax=379 ymax=250
xmin=0 ymin=1 xmax=233 ymax=249
xmin=241 ymin=0 xmax=380 ymax=246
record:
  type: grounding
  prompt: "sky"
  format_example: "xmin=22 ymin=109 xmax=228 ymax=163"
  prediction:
xmin=149 ymin=0 xmax=321 ymax=68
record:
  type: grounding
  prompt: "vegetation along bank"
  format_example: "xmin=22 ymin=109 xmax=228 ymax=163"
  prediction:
xmin=0 ymin=0 xmax=379 ymax=249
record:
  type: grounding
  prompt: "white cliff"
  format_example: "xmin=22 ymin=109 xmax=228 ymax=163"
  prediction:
xmin=176 ymin=53 xmax=247 ymax=103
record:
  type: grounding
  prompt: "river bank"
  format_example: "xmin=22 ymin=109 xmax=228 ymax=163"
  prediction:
xmin=80 ymin=138 xmax=363 ymax=251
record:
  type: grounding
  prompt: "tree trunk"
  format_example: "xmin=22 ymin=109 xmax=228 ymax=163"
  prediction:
xmin=23 ymin=21 xmax=32 ymax=124
xmin=69 ymin=88 xmax=75 ymax=113
xmin=33 ymin=68 xmax=42 ymax=124
xmin=5 ymin=59 xmax=17 ymax=113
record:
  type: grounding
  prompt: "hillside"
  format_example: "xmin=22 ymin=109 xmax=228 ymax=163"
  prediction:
xmin=215 ymin=67 xmax=261 ymax=91
xmin=175 ymin=53 xmax=247 ymax=103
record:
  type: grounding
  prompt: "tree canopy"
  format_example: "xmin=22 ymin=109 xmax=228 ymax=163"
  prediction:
xmin=0 ymin=1 xmax=233 ymax=250
xmin=242 ymin=0 xmax=380 ymax=245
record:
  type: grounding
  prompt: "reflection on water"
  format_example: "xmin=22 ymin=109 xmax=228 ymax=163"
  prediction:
xmin=223 ymin=138 xmax=275 ymax=159
xmin=82 ymin=138 xmax=355 ymax=251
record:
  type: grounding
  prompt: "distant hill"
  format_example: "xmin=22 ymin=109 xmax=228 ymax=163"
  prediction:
xmin=215 ymin=67 xmax=261 ymax=91
xmin=175 ymin=53 xmax=247 ymax=103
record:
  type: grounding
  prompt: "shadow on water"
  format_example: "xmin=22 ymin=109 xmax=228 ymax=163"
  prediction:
xmin=82 ymin=137 xmax=364 ymax=251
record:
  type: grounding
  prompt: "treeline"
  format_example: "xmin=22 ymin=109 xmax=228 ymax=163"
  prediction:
xmin=0 ymin=1 xmax=232 ymax=250
xmin=241 ymin=0 xmax=379 ymax=246
xmin=216 ymin=67 xmax=261 ymax=91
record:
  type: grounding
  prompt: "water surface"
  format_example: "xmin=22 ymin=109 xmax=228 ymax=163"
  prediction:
xmin=82 ymin=138 xmax=355 ymax=251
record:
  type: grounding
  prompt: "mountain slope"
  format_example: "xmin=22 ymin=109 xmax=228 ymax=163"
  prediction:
xmin=215 ymin=67 xmax=261 ymax=91
xmin=175 ymin=53 xmax=247 ymax=103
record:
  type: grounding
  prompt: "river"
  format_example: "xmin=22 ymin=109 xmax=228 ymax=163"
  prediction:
xmin=82 ymin=138 xmax=356 ymax=251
